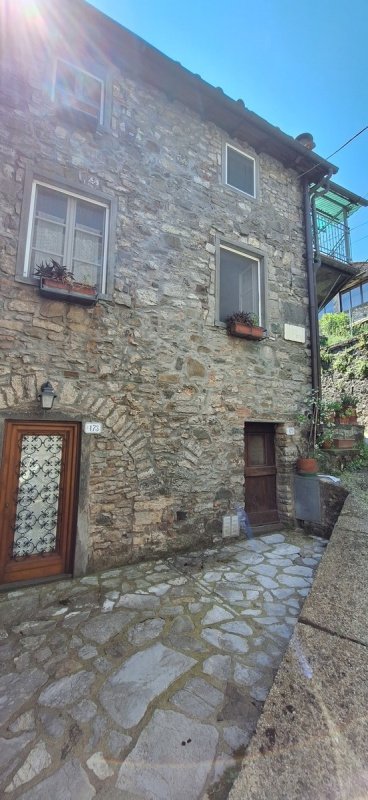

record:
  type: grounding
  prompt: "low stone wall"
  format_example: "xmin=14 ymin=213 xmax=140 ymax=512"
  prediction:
xmin=228 ymin=490 xmax=368 ymax=800
xmin=322 ymin=372 xmax=368 ymax=435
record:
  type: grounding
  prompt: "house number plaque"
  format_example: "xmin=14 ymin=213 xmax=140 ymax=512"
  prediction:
xmin=84 ymin=422 xmax=102 ymax=434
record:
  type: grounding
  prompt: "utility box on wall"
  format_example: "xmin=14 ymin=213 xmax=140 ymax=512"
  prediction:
xmin=294 ymin=475 xmax=321 ymax=523
xmin=294 ymin=474 xmax=349 ymax=537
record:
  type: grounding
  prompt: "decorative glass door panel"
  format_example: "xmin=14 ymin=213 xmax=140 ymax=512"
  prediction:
xmin=13 ymin=435 xmax=63 ymax=559
xmin=0 ymin=422 xmax=80 ymax=585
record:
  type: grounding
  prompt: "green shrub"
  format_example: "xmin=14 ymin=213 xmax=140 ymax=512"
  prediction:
xmin=319 ymin=312 xmax=351 ymax=346
xmin=355 ymin=359 xmax=368 ymax=378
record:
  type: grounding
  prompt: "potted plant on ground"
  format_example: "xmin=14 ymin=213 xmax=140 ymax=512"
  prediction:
xmin=336 ymin=393 xmax=358 ymax=424
xmin=225 ymin=311 xmax=266 ymax=341
xmin=296 ymin=390 xmax=320 ymax=474
xmin=35 ymin=260 xmax=98 ymax=306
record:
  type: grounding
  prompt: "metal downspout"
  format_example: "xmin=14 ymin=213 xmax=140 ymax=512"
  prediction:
xmin=303 ymin=179 xmax=321 ymax=395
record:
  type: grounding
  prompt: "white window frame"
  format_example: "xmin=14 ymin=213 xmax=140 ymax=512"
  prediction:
xmin=52 ymin=58 xmax=105 ymax=125
xmin=23 ymin=181 xmax=109 ymax=293
xmin=216 ymin=240 xmax=266 ymax=327
xmin=225 ymin=143 xmax=256 ymax=198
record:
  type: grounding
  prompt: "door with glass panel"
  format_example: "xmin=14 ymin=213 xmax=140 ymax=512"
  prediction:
xmin=244 ymin=423 xmax=279 ymax=525
xmin=0 ymin=422 xmax=80 ymax=585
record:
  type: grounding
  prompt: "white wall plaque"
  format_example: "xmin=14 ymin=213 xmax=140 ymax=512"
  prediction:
xmin=84 ymin=422 xmax=102 ymax=434
xmin=285 ymin=426 xmax=295 ymax=435
xmin=284 ymin=323 xmax=306 ymax=343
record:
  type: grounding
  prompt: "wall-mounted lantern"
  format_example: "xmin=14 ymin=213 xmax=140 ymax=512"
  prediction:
xmin=38 ymin=381 xmax=57 ymax=410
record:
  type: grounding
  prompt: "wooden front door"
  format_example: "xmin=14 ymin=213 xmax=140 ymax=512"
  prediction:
xmin=244 ymin=423 xmax=279 ymax=526
xmin=0 ymin=421 xmax=80 ymax=586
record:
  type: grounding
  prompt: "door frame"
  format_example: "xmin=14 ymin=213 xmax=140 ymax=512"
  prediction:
xmin=244 ymin=421 xmax=279 ymax=526
xmin=0 ymin=420 xmax=81 ymax=586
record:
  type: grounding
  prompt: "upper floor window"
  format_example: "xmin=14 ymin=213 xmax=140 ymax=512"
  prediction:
xmin=217 ymin=244 xmax=264 ymax=324
xmin=319 ymin=299 xmax=336 ymax=317
xmin=24 ymin=182 xmax=109 ymax=292
xmin=225 ymin=144 xmax=255 ymax=197
xmin=340 ymin=281 xmax=368 ymax=312
xmin=53 ymin=59 xmax=104 ymax=126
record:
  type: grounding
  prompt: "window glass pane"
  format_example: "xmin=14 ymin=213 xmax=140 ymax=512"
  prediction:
xmin=362 ymin=282 xmax=368 ymax=303
xmin=72 ymin=260 xmax=99 ymax=286
xmin=82 ymin=74 xmax=102 ymax=107
xmin=219 ymin=248 xmax=259 ymax=322
xmin=31 ymin=187 xmax=67 ymax=274
xmin=73 ymin=200 xmax=105 ymax=286
xmin=350 ymin=287 xmax=361 ymax=308
xmin=55 ymin=61 xmax=101 ymax=119
xmin=33 ymin=219 xmax=65 ymax=255
xmin=73 ymin=230 xmax=103 ymax=264
xmin=36 ymin=187 xmax=68 ymax=223
xmin=55 ymin=61 xmax=76 ymax=94
xmin=248 ymin=435 xmax=265 ymax=466
xmin=340 ymin=292 xmax=350 ymax=311
xmin=227 ymin=147 xmax=254 ymax=196
xmin=76 ymin=200 xmax=104 ymax=234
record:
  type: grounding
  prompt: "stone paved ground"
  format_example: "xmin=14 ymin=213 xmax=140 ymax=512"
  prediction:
xmin=0 ymin=530 xmax=326 ymax=800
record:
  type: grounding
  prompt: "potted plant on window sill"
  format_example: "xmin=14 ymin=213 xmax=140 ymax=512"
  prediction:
xmin=35 ymin=260 xmax=98 ymax=306
xmin=225 ymin=311 xmax=266 ymax=341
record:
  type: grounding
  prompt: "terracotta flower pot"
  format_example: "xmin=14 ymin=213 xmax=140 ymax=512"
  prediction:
xmin=39 ymin=277 xmax=97 ymax=306
xmin=332 ymin=438 xmax=356 ymax=450
xmin=296 ymin=457 xmax=318 ymax=475
xmin=228 ymin=322 xmax=266 ymax=341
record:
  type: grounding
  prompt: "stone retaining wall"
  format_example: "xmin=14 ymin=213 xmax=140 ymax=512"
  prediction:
xmin=229 ymin=490 xmax=368 ymax=800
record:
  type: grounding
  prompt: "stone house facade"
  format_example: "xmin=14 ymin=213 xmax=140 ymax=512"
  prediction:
xmin=0 ymin=0 xmax=342 ymax=584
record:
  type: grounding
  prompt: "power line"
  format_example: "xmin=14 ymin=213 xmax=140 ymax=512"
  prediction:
xmin=298 ymin=124 xmax=368 ymax=181
xmin=351 ymin=232 xmax=368 ymax=246
xmin=326 ymin=125 xmax=368 ymax=159
xmin=349 ymin=218 xmax=368 ymax=234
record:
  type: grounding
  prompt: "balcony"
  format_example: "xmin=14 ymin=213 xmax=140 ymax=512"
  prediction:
xmin=311 ymin=181 xmax=364 ymax=266
xmin=313 ymin=182 xmax=368 ymax=310
xmin=315 ymin=210 xmax=350 ymax=264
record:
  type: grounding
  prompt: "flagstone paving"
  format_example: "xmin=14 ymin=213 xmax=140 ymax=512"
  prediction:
xmin=0 ymin=530 xmax=326 ymax=800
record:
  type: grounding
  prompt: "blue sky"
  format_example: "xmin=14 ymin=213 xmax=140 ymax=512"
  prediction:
xmin=90 ymin=0 xmax=368 ymax=262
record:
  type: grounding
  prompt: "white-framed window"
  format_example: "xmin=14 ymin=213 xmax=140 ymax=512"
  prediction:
xmin=218 ymin=244 xmax=263 ymax=324
xmin=225 ymin=144 xmax=256 ymax=197
xmin=23 ymin=182 xmax=109 ymax=292
xmin=52 ymin=59 xmax=104 ymax=125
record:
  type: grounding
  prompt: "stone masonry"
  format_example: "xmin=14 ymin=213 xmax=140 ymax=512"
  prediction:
xmin=0 ymin=1 xmax=312 ymax=573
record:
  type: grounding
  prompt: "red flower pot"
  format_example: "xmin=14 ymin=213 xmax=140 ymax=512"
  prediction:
xmin=296 ymin=457 xmax=318 ymax=475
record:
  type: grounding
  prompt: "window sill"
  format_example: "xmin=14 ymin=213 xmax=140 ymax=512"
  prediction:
xmin=15 ymin=276 xmax=111 ymax=303
xmin=39 ymin=278 xmax=98 ymax=306
xmin=223 ymin=183 xmax=257 ymax=201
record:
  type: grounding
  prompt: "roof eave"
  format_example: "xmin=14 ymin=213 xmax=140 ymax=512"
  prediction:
xmin=70 ymin=0 xmax=338 ymax=182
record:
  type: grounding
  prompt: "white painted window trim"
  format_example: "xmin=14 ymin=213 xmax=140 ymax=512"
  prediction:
xmin=52 ymin=58 xmax=105 ymax=125
xmin=225 ymin=143 xmax=256 ymax=198
xmin=23 ymin=180 xmax=109 ymax=293
xmin=218 ymin=243 xmax=263 ymax=325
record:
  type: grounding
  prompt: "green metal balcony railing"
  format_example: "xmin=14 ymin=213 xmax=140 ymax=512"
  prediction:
xmin=315 ymin=210 xmax=351 ymax=264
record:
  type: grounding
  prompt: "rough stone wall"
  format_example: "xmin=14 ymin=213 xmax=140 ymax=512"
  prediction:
xmin=322 ymin=372 xmax=368 ymax=435
xmin=0 ymin=35 xmax=312 ymax=571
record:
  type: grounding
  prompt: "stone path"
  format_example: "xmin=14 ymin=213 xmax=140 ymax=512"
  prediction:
xmin=0 ymin=530 xmax=326 ymax=800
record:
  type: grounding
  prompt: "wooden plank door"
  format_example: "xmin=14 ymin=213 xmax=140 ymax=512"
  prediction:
xmin=0 ymin=421 xmax=80 ymax=586
xmin=244 ymin=423 xmax=279 ymax=525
